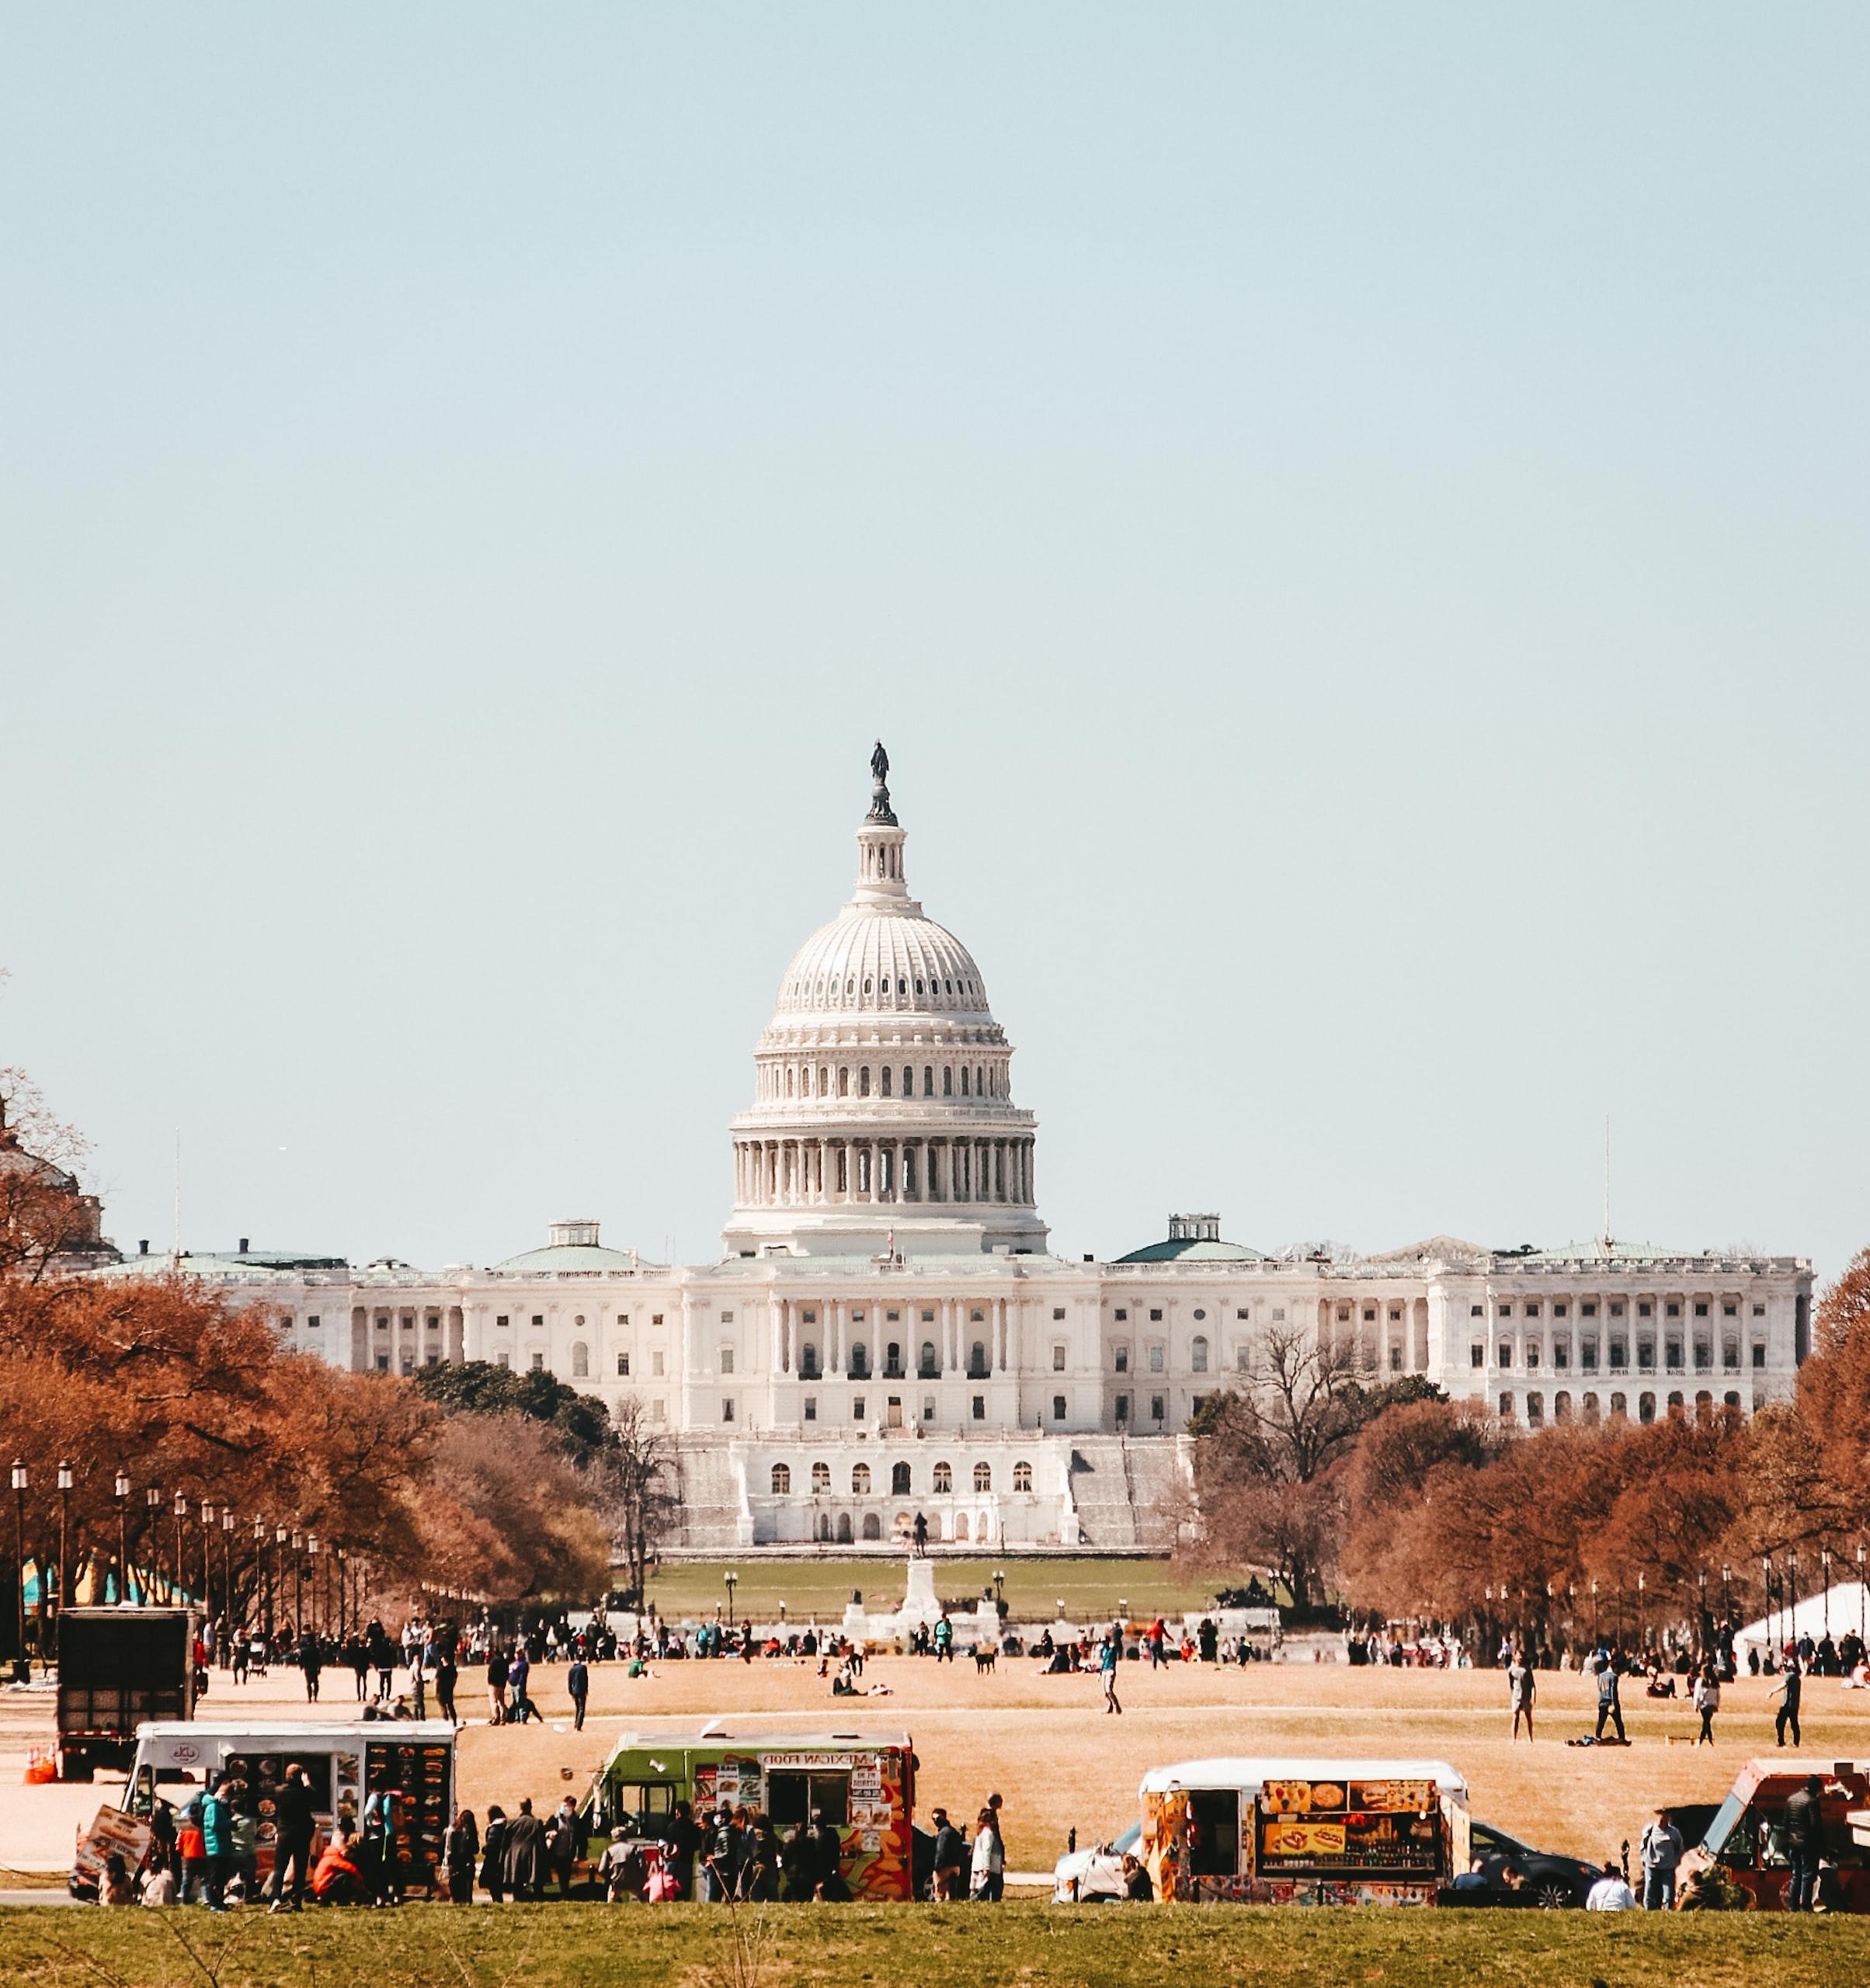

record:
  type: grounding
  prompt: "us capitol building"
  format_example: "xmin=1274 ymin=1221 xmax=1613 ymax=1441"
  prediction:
xmin=105 ymin=749 xmax=1815 ymax=1553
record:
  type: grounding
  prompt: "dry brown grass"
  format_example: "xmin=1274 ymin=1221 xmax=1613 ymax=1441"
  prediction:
xmin=453 ymin=1656 xmax=1870 ymax=1867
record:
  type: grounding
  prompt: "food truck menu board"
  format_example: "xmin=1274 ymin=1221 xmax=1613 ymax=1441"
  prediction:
xmin=364 ymin=1740 xmax=452 ymax=1884
xmin=1255 ymin=1779 xmax=1441 ymax=1876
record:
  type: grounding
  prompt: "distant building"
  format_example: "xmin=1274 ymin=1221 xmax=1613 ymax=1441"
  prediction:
xmin=0 ymin=1097 xmax=120 ymax=1273
xmin=93 ymin=752 xmax=1814 ymax=1550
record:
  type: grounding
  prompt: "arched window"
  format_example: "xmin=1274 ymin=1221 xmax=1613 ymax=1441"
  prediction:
xmin=838 ymin=1067 xmax=850 ymax=1097
xmin=1525 ymin=1392 xmax=1544 ymax=1428
xmin=1610 ymin=1392 xmax=1627 ymax=1418
xmin=919 ymin=1341 xmax=937 ymax=1376
xmin=1582 ymin=1392 xmax=1600 ymax=1423
xmin=943 ymin=1067 xmax=953 ymax=1097
xmin=1013 ymin=1461 xmax=1032 ymax=1492
xmin=954 ymin=1512 xmax=969 ymax=1541
xmin=1723 ymin=1390 xmax=1741 ymax=1409
xmin=892 ymin=1461 xmax=912 ymax=1496
xmin=1498 ymin=1393 xmax=1514 ymax=1419
xmin=836 ymin=1512 xmax=853 ymax=1543
xmin=571 ymin=1342 xmax=589 ymax=1378
xmin=1667 ymin=1391 xmax=1685 ymax=1418
xmin=852 ymin=1463 xmax=871 ymax=1494
xmin=975 ymin=1066 xmax=984 ymax=1094
xmin=785 ymin=1066 xmax=794 ymax=1097
xmin=1639 ymin=1392 xmax=1657 ymax=1424
xmin=771 ymin=1463 xmax=791 ymax=1495
xmin=1554 ymin=1392 xmax=1573 ymax=1422
xmin=860 ymin=1066 xmax=871 ymax=1097
xmin=902 ymin=1065 xmax=912 ymax=1097
xmin=961 ymin=1067 xmax=969 ymax=1097
xmin=970 ymin=1341 xmax=986 ymax=1377
xmin=1190 ymin=1336 xmax=1209 ymax=1374
xmin=933 ymin=1461 xmax=952 ymax=1493
xmin=881 ymin=1066 xmax=892 ymax=1097
xmin=815 ymin=1512 xmax=831 ymax=1541
xmin=923 ymin=1066 xmax=934 ymax=1096
xmin=811 ymin=1461 xmax=830 ymax=1493
xmin=819 ymin=1065 xmax=829 ymax=1093
xmin=973 ymin=1461 xmax=992 ymax=1493
xmin=1694 ymin=1390 xmax=1713 ymax=1421
xmin=849 ymin=1342 xmax=868 ymax=1379
xmin=861 ymin=1512 xmax=881 ymax=1541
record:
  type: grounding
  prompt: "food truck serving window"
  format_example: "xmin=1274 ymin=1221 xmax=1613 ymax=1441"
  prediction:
xmin=1254 ymin=1778 xmax=1442 ymax=1876
xmin=1187 ymin=1790 xmax=1240 ymax=1877
xmin=766 ymin=1771 xmax=850 ymax=1827
xmin=611 ymin=1782 xmax=677 ymax=1834
xmin=222 ymin=1752 xmax=339 ymax=1821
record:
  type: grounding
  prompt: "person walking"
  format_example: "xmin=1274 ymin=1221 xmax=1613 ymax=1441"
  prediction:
xmin=1639 ymin=1806 xmax=1684 ymax=1911
xmin=1692 ymin=1664 xmax=1720 ymax=1746
xmin=933 ymin=1613 xmax=954 ymax=1664
xmin=1508 ymin=1647 xmax=1535 ymax=1742
xmin=929 ymin=1806 xmax=966 ymax=1900
xmin=486 ymin=1646 xmax=509 ymax=1726
xmin=479 ymin=1806 xmax=509 ymax=1905
xmin=347 ymin=1635 xmax=369 ymax=1703
xmin=1783 ymin=1774 xmax=1823 ymax=1911
xmin=268 ymin=1763 xmax=317 ymax=1912
xmin=969 ymin=1806 xmax=1004 ymax=1901
xmin=547 ymin=1795 xmax=585 ymax=1896
xmin=566 ymin=1655 xmax=589 ymax=1732
xmin=362 ymin=1785 xmax=404 ymax=1903
xmin=503 ymin=1798 xmax=547 ymax=1902
xmin=1591 ymin=1649 xmax=1627 ymax=1743
xmin=442 ymin=1809 xmax=479 ymax=1905
xmin=434 ymin=1645 xmax=458 ymax=1726
xmin=662 ymin=1799 xmax=702 ymax=1899
xmin=509 ymin=1647 xmax=542 ymax=1724
xmin=300 ymin=1635 xmax=322 ymax=1703
xmin=1774 ymin=1660 xmax=1802 ymax=1748
xmin=1100 ymin=1632 xmax=1123 ymax=1715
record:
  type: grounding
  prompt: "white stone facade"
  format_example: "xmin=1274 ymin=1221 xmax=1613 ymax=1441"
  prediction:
xmin=99 ymin=756 xmax=1815 ymax=1552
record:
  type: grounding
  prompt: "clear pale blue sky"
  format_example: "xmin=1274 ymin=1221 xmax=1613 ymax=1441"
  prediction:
xmin=4 ymin=6 xmax=1865 ymax=1280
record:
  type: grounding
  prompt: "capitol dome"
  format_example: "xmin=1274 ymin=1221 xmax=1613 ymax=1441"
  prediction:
xmin=723 ymin=746 xmax=1047 ymax=1260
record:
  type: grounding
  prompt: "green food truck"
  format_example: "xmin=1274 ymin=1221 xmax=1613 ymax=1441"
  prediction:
xmin=589 ymin=1724 xmax=916 ymax=1899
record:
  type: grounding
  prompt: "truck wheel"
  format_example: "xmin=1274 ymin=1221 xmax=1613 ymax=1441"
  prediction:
xmin=63 ymin=1757 xmax=96 ymax=1783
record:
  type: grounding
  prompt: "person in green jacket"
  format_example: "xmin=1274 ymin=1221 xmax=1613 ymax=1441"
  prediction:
xmin=200 ymin=1777 xmax=233 ymax=1913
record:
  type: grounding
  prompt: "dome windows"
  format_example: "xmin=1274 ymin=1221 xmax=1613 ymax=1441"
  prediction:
xmin=880 ymin=1067 xmax=892 ymax=1098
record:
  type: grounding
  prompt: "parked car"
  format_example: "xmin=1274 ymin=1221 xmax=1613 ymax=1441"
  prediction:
xmin=1448 ymin=1820 xmax=1599 ymax=1908
xmin=1052 ymin=1822 xmax=1142 ymax=1901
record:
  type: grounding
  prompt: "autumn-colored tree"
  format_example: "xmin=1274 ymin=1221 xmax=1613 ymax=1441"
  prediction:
xmin=1796 ymin=1247 xmax=1870 ymax=1524
xmin=0 ymin=1065 xmax=110 ymax=1281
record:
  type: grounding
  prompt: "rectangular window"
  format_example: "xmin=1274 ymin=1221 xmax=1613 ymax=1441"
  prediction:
xmin=1150 ymin=1394 xmax=1166 ymax=1422
xmin=1581 ymin=1302 xmax=1597 ymax=1318
xmin=530 ymin=1350 xmax=544 ymax=1371
xmin=1553 ymin=1343 xmax=1569 ymax=1370
xmin=1052 ymin=1345 xmax=1066 ymax=1371
xmin=652 ymin=1312 xmax=664 ymax=1326
xmin=1526 ymin=1303 xmax=1541 ymax=1319
xmin=1052 ymin=1395 xmax=1066 ymax=1421
xmin=1236 ymin=1346 xmax=1249 ymax=1372
xmin=652 ymin=1399 xmax=665 ymax=1422
xmin=1389 ymin=1347 xmax=1402 ymax=1372
xmin=1752 ymin=1344 xmax=1766 ymax=1369
xmin=803 ymin=1309 xmax=817 ymax=1324
xmin=1639 ymin=1341 xmax=1655 ymax=1371
xmin=721 ymin=1310 xmax=734 ymax=1323
xmin=1149 ymin=1345 xmax=1164 ymax=1372
xmin=1053 ymin=1308 xmax=1066 ymax=1321
xmin=923 ymin=1397 xmax=935 ymax=1421
xmin=1497 ymin=1345 xmax=1512 ymax=1368
xmin=1694 ymin=1302 xmax=1708 ymax=1317
xmin=1752 ymin=1303 xmax=1765 ymax=1318
xmin=496 ymin=1314 xmax=509 ymax=1329
xmin=804 ymin=1396 xmax=817 ymax=1421
xmin=495 ymin=1350 xmax=509 ymax=1370
xmin=1553 ymin=1303 xmax=1567 ymax=1318
xmin=1666 ymin=1340 xmax=1683 ymax=1369
xmin=617 ymin=1351 xmax=630 ymax=1376
xmin=652 ymin=1350 xmax=666 ymax=1378
xmin=1240 ymin=1308 xmax=1253 ymax=1321
xmin=971 ymin=1395 xmax=985 ymax=1420
xmin=1471 ymin=1343 xmax=1485 ymax=1368
xmin=1114 ymin=1394 xmax=1129 ymax=1423
xmin=401 ymin=1314 xmax=415 ymax=1331
xmin=1722 ymin=1303 xmax=1737 ymax=1318
xmin=375 ymin=1315 xmax=388 ymax=1331
xmin=376 ymin=1354 xmax=390 ymax=1372
xmin=1498 ymin=1305 xmax=1513 ymax=1319
xmin=1610 ymin=1302 xmax=1625 ymax=1317
xmin=1667 ymin=1302 xmax=1681 ymax=1318
xmin=1526 ymin=1343 xmax=1540 ymax=1368
xmin=426 ymin=1350 xmax=440 ymax=1365
xmin=852 ymin=1396 xmax=865 ymax=1420
xmin=530 ymin=1314 xmax=544 ymax=1327
xmin=307 ymin=1315 xmax=319 ymax=1330
xmin=1114 ymin=1347 xmax=1129 ymax=1373
xmin=617 ymin=1312 xmax=629 ymax=1326
xmin=1723 ymin=1343 xmax=1740 ymax=1370
xmin=1114 ymin=1309 xmax=1128 ymax=1322
xmin=721 ymin=1348 xmax=735 ymax=1375
xmin=1581 ymin=1339 xmax=1598 ymax=1371
xmin=1694 ymin=1343 xmax=1712 ymax=1371
xmin=1638 ymin=1302 xmax=1652 ymax=1317
xmin=1609 ymin=1340 xmax=1627 ymax=1370
xmin=1470 ymin=1304 xmax=1484 ymax=1317
xmin=1363 ymin=1308 xmax=1375 ymax=1322
xmin=1149 ymin=1309 xmax=1163 ymax=1322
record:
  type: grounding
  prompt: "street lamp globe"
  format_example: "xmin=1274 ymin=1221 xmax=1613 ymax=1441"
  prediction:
xmin=57 ymin=1461 xmax=74 ymax=1494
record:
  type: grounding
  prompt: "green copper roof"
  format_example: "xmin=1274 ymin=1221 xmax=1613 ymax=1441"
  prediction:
xmin=1114 ymin=1235 xmax=1265 ymax=1265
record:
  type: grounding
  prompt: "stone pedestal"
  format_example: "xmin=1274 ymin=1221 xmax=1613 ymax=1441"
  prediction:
xmin=901 ymin=1555 xmax=940 ymax=1626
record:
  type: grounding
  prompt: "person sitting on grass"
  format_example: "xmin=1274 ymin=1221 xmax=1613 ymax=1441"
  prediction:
xmin=1121 ymin=1854 xmax=1153 ymax=1901
xmin=1585 ymin=1860 xmax=1636 ymax=1910
xmin=99 ymin=1854 xmax=137 ymax=1906
xmin=312 ymin=1827 xmax=368 ymax=1906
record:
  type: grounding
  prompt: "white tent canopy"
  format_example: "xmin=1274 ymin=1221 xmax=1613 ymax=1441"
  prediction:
xmin=1733 ymin=1580 xmax=1870 ymax=1657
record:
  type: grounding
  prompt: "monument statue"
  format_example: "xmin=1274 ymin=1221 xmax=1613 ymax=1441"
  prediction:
xmin=866 ymin=738 xmax=898 ymax=825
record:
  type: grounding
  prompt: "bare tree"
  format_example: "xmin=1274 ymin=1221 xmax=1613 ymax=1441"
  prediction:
xmin=602 ymin=1398 xmax=679 ymax=1605
xmin=1234 ymin=1321 xmax=1375 ymax=1483
xmin=0 ymin=1064 xmax=106 ymax=1282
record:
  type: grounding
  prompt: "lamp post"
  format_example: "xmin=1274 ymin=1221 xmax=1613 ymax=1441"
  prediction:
xmin=1860 ymin=1543 xmax=1867 ymax=1648
xmin=114 ymin=1471 xmax=130 ymax=1605
xmin=172 ymin=1492 xmax=187 ymax=1598
xmin=1722 ymin=1562 xmax=1732 ymax=1627
xmin=1637 ymin=1571 xmax=1646 ymax=1652
xmin=1697 ymin=1570 xmax=1707 ymax=1658
xmin=57 ymin=1461 xmax=72 ymax=1624
xmin=1590 ymin=1578 xmax=1599 ymax=1649
xmin=334 ymin=1549 xmax=346 ymax=1642
xmin=221 ymin=1510 xmax=235 ymax=1633
xmin=307 ymin=1537 xmax=321 ymax=1638
xmin=199 ymin=1503 xmax=214 ymax=1621
xmin=1822 ymin=1548 xmax=1832 ymax=1641
xmin=994 ymin=1568 xmax=1006 ymax=1608
xmin=1761 ymin=1556 xmax=1773 ymax=1654
xmin=724 ymin=1570 xmax=737 ymax=1629
xmin=252 ymin=1519 xmax=266 ymax=1634
xmin=144 ymin=1486 xmax=162 ymax=1601
xmin=10 ymin=1461 xmax=26 ymax=1672
xmin=290 ymin=1531 xmax=304 ymax=1641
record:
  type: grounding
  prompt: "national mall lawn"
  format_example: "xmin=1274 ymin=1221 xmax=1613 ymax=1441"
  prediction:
xmin=5 ymin=1902 xmax=1868 ymax=1988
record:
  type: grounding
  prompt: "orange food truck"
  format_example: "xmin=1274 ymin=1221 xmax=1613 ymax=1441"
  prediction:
xmin=1700 ymin=1758 xmax=1870 ymax=1911
xmin=1138 ymin=1757 xmax=1470 ymax=1906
